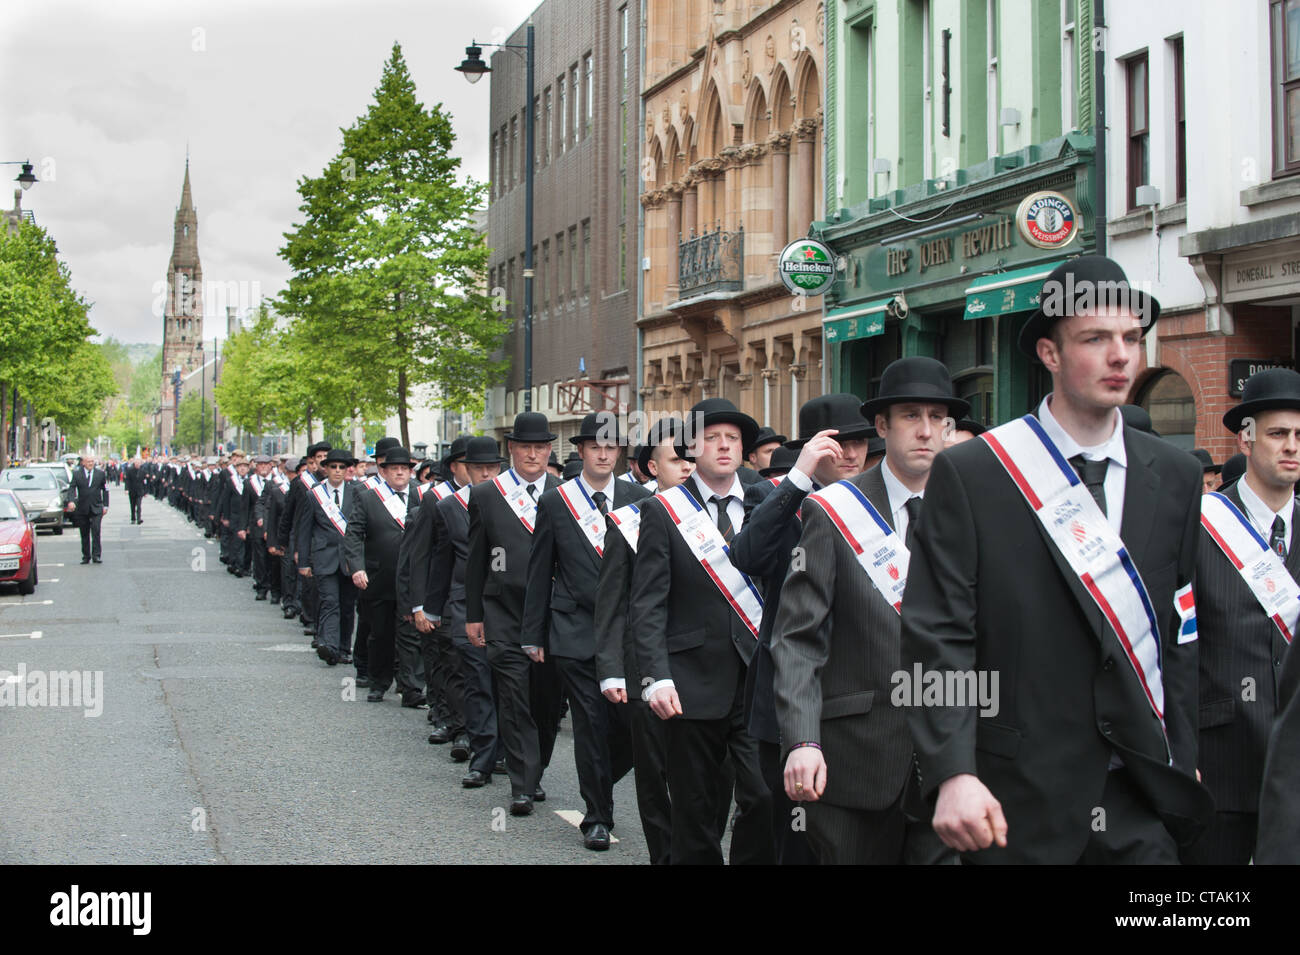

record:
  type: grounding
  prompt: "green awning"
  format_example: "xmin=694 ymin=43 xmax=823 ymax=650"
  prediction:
xmin=823 ymin=297 xmax=890 ymax=343
xmin=963 ymin=261 xmax=1063 ymax=320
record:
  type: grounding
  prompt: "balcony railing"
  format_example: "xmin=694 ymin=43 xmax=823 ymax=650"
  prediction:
xmin=678 ymin=224 xmax=743 ymax=298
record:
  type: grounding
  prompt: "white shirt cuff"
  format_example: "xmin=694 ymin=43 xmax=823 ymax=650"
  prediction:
xmin=521 ymin=644 xmax=539 ymax=652
xmin=642 ymin=678 xmax=675 ymax=702
xmin=599 ymin=678 xmax=626 ymax=693
xmin=787 ymin=467 xmax=813 ymax=491
xmin=412 ymin=606 xmax=423 ymax=614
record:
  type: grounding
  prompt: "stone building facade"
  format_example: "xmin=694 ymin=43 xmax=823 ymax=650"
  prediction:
xmin=638 ymin=0 xmax=827 ymax=439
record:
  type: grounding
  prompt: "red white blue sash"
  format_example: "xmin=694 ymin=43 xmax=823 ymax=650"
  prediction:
xmin=364 ymin=474 xmax=382 ymax=490
xmin=983 ymin=415 xmax=1165 ymax=724
xmin=657 ymin=484 xmax=763 ymax=638
xmin=249 ymin=475 xmax=265 ymax=496
xmin=302 ymin=470 xmax=320 ymax=490
xmin=805 ymin=479 xmax=909 ymax=614
xmin=428 ymin=480 xmax=456 ymax=502
xmin=608 ymin=503 xmax=642 ymax=553
xmin=373 ymin=482 xmax=407 ymax=530
xmin=454 ymin=485 xmax=471 ymax=511
xmin=311 ymin=482 xmax=348 ymax=536
xmin=557 ymin=478 xmax=609 ymax=556
xmin=272 ymin=470 xmax=290 ymax=492
xmin=1201 ymin=492 xmax=1300 ymax=644
xmin=229 ymin=471 xmax=244 ymax=495
xmin=492 ymin=469 xmax=538 ymax=533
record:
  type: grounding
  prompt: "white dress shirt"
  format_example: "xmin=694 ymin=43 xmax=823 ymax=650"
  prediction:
xmin=643 ymin=470 xmax=747 ymax=703
xmin=880 ymin=459 xmax=924 ymax=540
xmin=1237 ymin=473 xmax=1293 ymax=554
xmin=1037 ymin=395 xmax=1127 ymax=533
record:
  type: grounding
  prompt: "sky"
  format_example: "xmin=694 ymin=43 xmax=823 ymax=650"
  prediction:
xmin=0 ymin=0 xmax=541 ymax=346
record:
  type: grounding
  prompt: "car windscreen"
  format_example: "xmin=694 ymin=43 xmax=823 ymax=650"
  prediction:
xmin=0 ymin=470 xmax=59 ymax=490
xmin=0 ymin=494 xmax=22 ymax=520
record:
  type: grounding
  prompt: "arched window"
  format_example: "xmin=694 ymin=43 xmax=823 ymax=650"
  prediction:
xmin=1139 ymin=369 xmax=1196 ymax=448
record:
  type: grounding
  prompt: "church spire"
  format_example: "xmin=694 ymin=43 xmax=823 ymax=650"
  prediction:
xmin=179 ymin=159 xmax=194 ymax=214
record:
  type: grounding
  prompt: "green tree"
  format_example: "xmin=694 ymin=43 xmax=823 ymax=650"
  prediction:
xmin=128 ymin=346 xmax=163 ymax=413
xmin=175 ymin=392 xmax=205 ymax=450
xmin=279 ymin=42 xmax=508 ymax=448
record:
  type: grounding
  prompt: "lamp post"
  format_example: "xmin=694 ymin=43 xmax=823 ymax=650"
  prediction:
xmin=456 ymin=27 xmax=535 ymax=412
xmin=1 ymin=160 xmax=37 ymax=190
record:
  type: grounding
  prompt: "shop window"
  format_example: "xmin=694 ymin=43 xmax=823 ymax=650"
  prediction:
xmin=1272 ymin=0 xmax=1300 ymax=175
xmin=941 ymin=313 xmax=994 ymax=424
xmin=1139 ymin=369 xmax=1196 ymax=449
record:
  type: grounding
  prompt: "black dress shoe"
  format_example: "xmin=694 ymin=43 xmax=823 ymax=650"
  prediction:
xmin=533 ymin=786 xmax=546 ymax=802
xmin=461 ymin=770 xmax=491 ymax=788
xmin=80 ymin=558 xmax=90 ymax=564
xmin=450 ymin=736 xmax=471 ymax=762
xmin=427 ymin=723 xmax=453 ymax=744
xmin=316 ymin=645 xmax=338 ymax=666
xmin=339 ymin=653 xmax=352 ymax=665
xmin=269 ymin=596 xmax=280 ymax=605
xmin=255 ymin=592 xmax=268 ymax=601
xmin=495 ymin=758 xmax=507 ymax=775
xmin=367 ymin=688 xmax=385 ymax=702
xmin=303 ymin=626 xmax=316 ymax=636
xmin=401 ymin=693 xmax=428 ymax=709
xmin=92 ymin=558 xmax=102 ymax=564
xmin=282 ymin=608 xmax=297 ymax=619
xmin=426 ymin=708 xmax=437 ymax=723
xmin=510 ymin=795 xmax=534 ymax=816
xmin=583 ymin=823 xmax=611 ymax=851
xmin=310 ymin=638 xmax=319 ymax=649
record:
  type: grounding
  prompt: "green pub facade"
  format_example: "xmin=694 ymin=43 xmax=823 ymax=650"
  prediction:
xmin=820 ymin=0 xmax=1097 ymax=426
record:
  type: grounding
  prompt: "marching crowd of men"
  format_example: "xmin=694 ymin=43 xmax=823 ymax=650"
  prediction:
xmin=131 ymin=255 xmax=1299 ymax=865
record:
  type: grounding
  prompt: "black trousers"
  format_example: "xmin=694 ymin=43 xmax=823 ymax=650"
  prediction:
xmin=530 ymin=654 xmax=563 ymax=772
xmin=77 ymin=512 xmax=103 ymax=561
xmin=758 ymin=739 xmax=818 ymax=865
xmin=555 ymin=655 xmax=634 ymax=831
xmin=280 ymin=554 xmax=299 ymax=611
xmin=628 ymin=699 xmax=672 ymax=865
xmin=251 ymin=537 xmax=269 ymax=593
xmin=1179 ymin=810 xmax=1257 ymax=865
xmin=365 ymin=599 xmax=423 ymax=696
xmin=453 ymin=634 xmax=498 ymax=775
xmin=128 ymin=492 xmax=143 ymax=522
xmin=486 ymin=639 xmax=542 ymax=797
xmin=1077 ymin=768 xmax=1179 ymax=865
xmin=664 ymin=673 xmax=774 ymax=865
xmin=806 ymin=793 xmax=908 ymax=865
xmin=315 ymin=570 xmax=357 ymax=657
xmin=425 ymin=623 xmax=466 ymax=733
xmin=299 ymin=571 xmax=319 ymax=626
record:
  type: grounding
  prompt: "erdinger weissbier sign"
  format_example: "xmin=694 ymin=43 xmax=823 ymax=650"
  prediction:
xmin=778 ymin=238 xmax=836 ymax=296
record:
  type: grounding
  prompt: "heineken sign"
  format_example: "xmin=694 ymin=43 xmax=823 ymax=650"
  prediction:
xmin=778 ymin=238 xmax=836 ymax=296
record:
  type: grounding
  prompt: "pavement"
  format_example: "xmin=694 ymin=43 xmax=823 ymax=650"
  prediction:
xmin=0 ymin=493 xmax=651 ymax=864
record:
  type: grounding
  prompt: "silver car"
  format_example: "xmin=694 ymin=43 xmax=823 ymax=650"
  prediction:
xmin=0 ymin=468 xmax=68 ymax=534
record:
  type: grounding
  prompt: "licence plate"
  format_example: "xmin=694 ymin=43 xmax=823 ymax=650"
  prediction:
xmin=0 ymin=557 xmax=19 ymax=571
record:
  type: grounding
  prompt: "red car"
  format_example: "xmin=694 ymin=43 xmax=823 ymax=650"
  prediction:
xmin=0 ymin=488 xmax=38 ymax=595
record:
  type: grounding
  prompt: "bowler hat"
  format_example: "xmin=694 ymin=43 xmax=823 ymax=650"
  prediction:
xmin=562 ymin=458 xmax=584 ymax=481
xmin=462 ymin=436 xmax=505 ymax=465
xmin=323 ymin=448 xmax=357 ymax=467
xmin=1223 ymin=367 xmax=1300 ymax=433
xmin=1120 ymin=404 xmax=1159 ymax=436
xmin=570 ymin=410 xmax=622 ymax=446
xmin=1018 ymin=255 xmax=1161 ymax=360
xmin=547 ymin=451 xmax=561 ymax=468
xmin=953 ymin=418 xmax=987 ymax=437
xmin=444 ymin=435 xmax=470 ymax=467
xmin=306 ymin=441 xmax=332 ymax=457
xmin=860 ymin=357 xmax=970 ymax=421
xmin=1219 ymin=452 xmax=1247 ymax=489
xmin=1190 ymin=448 xmax=1220 ymax=474
xmin=637 ymin=417 xmax=689 ymax=474
xmin=788 ymin=394 xmax=875 ymax=449
xmin=379 ymin=447 xmax=414 ymax=467
xmin=505 ymin=411 xmax=557 ymax=443
xmin=683 ymin=398 xmax=760 ymax=456
xmin=416 ymin=459 xmax=438 ymax=479
xmin=759 ymin=446 xmax=799 ymax=477
xmin=745 ymin=427 xmax=788 ymax=458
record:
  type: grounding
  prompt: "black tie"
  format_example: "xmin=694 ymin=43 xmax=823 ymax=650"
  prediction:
xmin=397 ymin=491 xmax=406 ymax=505
xmin=1271 ymin=515 xmax=1287 ymax=560
xmin=591 ymin=490 xmax=608 ymax=516
xmin=333 ymin=488 xmax=341 ymax=507
xmin=526 ymin=484 xmax=537 ymax=500
xmin=1069 ymin=455 xmax=1109 ymax=516
xmin=710 ymin=495 xmax=734 ymax=543
xmin=904 ymin=496 xmax=922 ymax=548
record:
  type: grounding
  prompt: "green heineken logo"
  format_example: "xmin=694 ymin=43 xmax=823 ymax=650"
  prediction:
xmin=778 ymin=239 xmax=836 ymax=296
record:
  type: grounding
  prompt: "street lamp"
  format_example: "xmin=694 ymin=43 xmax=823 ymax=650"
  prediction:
xmin=1 ymin=160 xmax=37 ymax=190
xmin=456 ymin=27 xmax=535 ymax=412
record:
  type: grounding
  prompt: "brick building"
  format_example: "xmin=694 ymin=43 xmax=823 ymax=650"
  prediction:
xmin=638 ymin=0 xmax=827 ymax=438
xmin=483 ymin=0 xmax=641 ymax=443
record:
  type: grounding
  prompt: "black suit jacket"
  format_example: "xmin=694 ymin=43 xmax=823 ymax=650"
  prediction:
xmin=303 ymin=479 xmax=359 ymax=577
xmin=70 ymin=466 xmax=109 ymax=516
xmin=594 ymin=510 xmax=641 ymax=689
xmin=900 ymin=423 xmax=1213 ymax=862
xmin=1194 ymin=484 xmax=1299 ymax=813
xmin=264 ymin=479 xmax=288 ymax=550
xmin=427 ymin=491 xmax=472 ymax=636
xmin=397 ymin=483 xmax=456 ymax=615
xmin=629 ymin=476 xmax=760 ymax=721
xmin=1257 ymin=623 xmax=1300 ymax=862
xmin=731 ymin=475 xmax=812 ymax=744
xmin=343 ymin=484 xmax=416 ymax=600
xmin=465 ymin=473 xmax=560 ymax=642
xmin=522 ymin=479 xmax=651 ymax=659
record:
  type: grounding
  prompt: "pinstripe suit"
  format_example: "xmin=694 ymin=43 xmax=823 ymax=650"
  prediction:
xmin=770 ymin=465 xmax=930 ymax=863
xmin=1257 ymin=611 xmax=1300 ymax=863
xmin=1182 ymin=483 xmax=1299 ymax=864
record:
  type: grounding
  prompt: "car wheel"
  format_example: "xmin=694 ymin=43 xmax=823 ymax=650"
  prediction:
xmin=52 ymin=523 xmax=63 ymax=536
xmin=18 ymin=559 xmax=36 ymax=595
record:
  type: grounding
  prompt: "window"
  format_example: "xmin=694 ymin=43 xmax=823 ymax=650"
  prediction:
xmin=571 ymin=65 xmax=580 ymax=145
xmin=584 ymin=53 xmax=594 ymax=136
xmin=1272 ymin=0 xmax=1300 ymax=174
xmin=507 ymin=257 xmax=515 ymax=319
xmin=1126 ymin=51 xmax=1150 ymax=210
xmin=1172 ymin=36 xmax=1187 ymax=200
xmin=558 ymin=76 xmax=567 ymax=155
xmin=541 ymin=240 xmax=550 ymax=312
xmin=1061 ymin=0 xmax=1077 ymax=131
xmin=490 ymin=131 xmax=498 ymax=197
xmin=509 ymin=117 xmax=517 ymax=184
xmin=987 ymin=0 xmax=1000 ymax=156
xmin=535 ymin=96 xmax=543 ymax=168
xmin=581 ymin=220 xmax=591 ymax=295
xmin=569 ymin=226 xmax=578 ymax=299
xmin=556 ymin=233 xmax=565 ymax=308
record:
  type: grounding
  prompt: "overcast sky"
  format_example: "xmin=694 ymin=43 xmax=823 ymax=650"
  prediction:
xmin=1 ymin=0 xmax=540 ymax=346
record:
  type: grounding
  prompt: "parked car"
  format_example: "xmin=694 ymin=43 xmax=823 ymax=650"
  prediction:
xmin=0 ymin=467 xmax=68 ymax=534
xmin=27 ymin=460 xmax=74 ymax=483
xmin=0 ymin=489 xmax=37 ymax=594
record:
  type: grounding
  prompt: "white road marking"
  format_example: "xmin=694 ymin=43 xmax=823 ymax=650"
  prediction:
xmin=0 ymin=630 xmax=42 ymax=639
xmin=261 ymin=644 xmax=316 ymax=652
xmin=552 ymin=809 xmax=620 ymax=842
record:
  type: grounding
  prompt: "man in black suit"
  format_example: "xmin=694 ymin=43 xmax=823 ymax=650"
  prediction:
xmin=731 ymin=392 xmax=875 ymax=864
xmin=302 ymin=448 xmax=360 ymax=666
xmin=630 ymin=397 xmax=774 ymax=865
xmin=261 ymin=456 xmax=292 ymax=607
xmin=1257 ymin=621 xmax=1300 ymax=862
xmin=522 ymin=411 xmax=650 ymax=850
xmin=1182 ymin=369 xmax=1300 ymax=864
xmin=594 ymin=417 xmax=694 ymax=864
xmin=773 ymin=367 xmax=962 ymax=865
xmin=70 ymin=454 xmax=109 ymax=564
xmin=426 ymin=437 xmax=505 ymax=788
xmin=346 ymin=447 xmax=423 ymax=704
xmin=465 ymin=412 xmax=561 ymax=816
xmin=124 ymin=457 xmax=145 ymax=524
xmin=901 ymin=256 xmax=1212 ymax=863
xmin=283 ymin=443 xmax=331 ymax=640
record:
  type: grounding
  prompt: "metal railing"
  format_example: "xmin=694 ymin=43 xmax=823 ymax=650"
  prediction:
xmin=678 ymin=223 xmax=743 ymax=297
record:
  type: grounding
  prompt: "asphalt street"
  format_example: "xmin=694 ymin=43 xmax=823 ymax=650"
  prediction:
xmin=0 ymin=494 xmax=651 ymax=864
